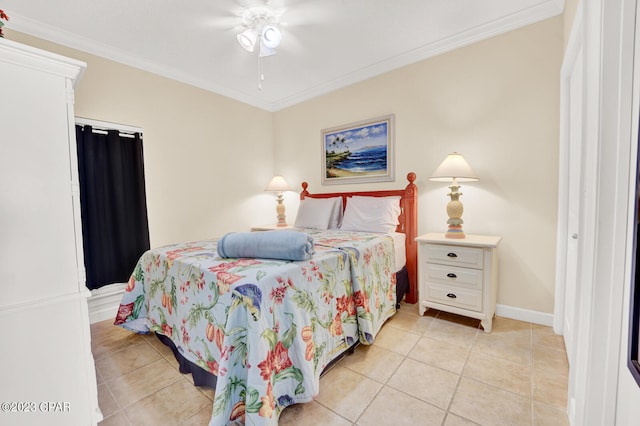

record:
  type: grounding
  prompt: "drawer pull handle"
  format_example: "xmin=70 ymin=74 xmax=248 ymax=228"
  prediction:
xmin=446 ymin=273 xmax=457 ymax=278
xmin=447 ymin=253 xmax=458 ymax=258
xmin=446 ymin=293 xmax=457 ymax=299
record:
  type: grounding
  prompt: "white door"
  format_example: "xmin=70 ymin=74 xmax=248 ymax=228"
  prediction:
xmin=563 ymin=47 xmax=584 ymax=363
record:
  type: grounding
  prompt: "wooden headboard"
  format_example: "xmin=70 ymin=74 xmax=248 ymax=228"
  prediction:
xmin=300 ymin=172 xmax=418 ymax=304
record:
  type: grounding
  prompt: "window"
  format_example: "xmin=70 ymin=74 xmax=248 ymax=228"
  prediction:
xmin=75 ymin=119 xmax=150 ymax=290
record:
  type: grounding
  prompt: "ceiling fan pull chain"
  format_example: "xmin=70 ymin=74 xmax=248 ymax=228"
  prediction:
xmin=257 ymin=56 xmax=267 ymax=90
xmin=257 ymin=56 xmax=263 ymax=90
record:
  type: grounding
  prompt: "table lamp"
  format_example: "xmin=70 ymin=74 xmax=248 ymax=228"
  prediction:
xmin=430 ymin=152 xmax=479 ymax=238
xmin=264 ymin=175 xmax=292 ymax=226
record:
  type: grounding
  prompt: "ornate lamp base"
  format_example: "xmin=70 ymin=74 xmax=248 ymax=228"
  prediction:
xmin=445 ymin=184 xmax=466 ymax=239
xmin=446 ymin=225 xmax=465 ymax=239
xmin=275 ymin=192 xmax=288 ymax=226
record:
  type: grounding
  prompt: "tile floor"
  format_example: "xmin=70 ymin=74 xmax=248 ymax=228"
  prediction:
xmin=93 ymin=305 xmax=569 ymax=425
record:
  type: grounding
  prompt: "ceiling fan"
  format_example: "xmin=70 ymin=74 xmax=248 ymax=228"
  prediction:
xmin=235 ymin=4 xmax=285 ymax=89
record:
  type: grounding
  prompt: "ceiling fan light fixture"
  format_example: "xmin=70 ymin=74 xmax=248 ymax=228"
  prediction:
xmin=237 ymin=28 xmax=257 ymax=52
xmin=261 ymin=25 xmax=281 ymax=49
xmin=236 ymin=5 xmax=284 ymax=89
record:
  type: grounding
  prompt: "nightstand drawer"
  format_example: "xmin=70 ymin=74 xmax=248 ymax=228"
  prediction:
xmin=427 ymin=283 xmax=482 ymax=312
xmin=425 ymin=244 xmax=484 ymax=268
xmin=423 ymin=263 xmax=483 ymax=290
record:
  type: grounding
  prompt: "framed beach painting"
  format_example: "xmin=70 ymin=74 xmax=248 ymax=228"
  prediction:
xmin=321 ymin=114 xmax=395 ymax=185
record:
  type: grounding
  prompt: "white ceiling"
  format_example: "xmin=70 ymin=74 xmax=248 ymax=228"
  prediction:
xmin=2 ymin=0 xmax=563 ymax=111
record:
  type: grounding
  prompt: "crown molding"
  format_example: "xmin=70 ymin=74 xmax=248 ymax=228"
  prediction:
xmin=6 ymin=13 xmax=275 ymax=110
xmin=0 ymin=36 xmax=85 ymax=86
xmin=269 ymin=0 xmax=565 ymax=111
xmin=7 ymin=0 xmax=563 ymax=112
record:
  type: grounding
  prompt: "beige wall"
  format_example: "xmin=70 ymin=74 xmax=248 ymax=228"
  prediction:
xmin=10 ymin=15 xmax=563 ymax=314
xmin=11 ymin=32 xmax=276 ymax=248
xmin=275 ymin=17 xmax=563 ymax=313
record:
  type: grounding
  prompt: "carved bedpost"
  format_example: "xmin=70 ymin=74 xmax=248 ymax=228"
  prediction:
xmin=300 ymin=182 xmax=310 ymax=200
xmin=404 ymin=172 xmax=418 ymax=304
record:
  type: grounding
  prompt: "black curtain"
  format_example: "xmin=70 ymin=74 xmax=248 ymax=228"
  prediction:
xmin=76 ymin=125 xmax=150 ymax=290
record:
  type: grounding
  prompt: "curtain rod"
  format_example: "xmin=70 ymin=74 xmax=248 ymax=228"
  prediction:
xmin=83 ymin=128 xmax=137 ymax=139
xmin=75 ymin=117 xmax=143 ymax=135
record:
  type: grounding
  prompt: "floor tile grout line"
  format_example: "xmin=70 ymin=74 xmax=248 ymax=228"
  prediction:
xmin=339 ymin=345 xmax=406 ymax=385
xmin=101 ymin=378 xmax=132 ymax=425
xmin=99 ymin=351 xmax=187 ymax=414
xmin=312 ymin=398 xmax=357 ymax=426
xmin=368 ymin=310 xmax=480 ymax=424
xmin=348 ymin=329 xmax=450 ymax=425
xmin=441 ymin=326 xmax=478 ymax=425
xmin=314 ymin=362 xmax=373 ymax=425
xmin=326 ymin=334 xmax=440 ymax=424
xmin=471 ymin=332 xmax=535 ymax=368
xmin=92 ymin=337 xmax=149 ymax=362
xmin=352 ymin=377 xmax=387 ymax=425
xmin=113 ymin=374 xmax=209 ymax=424
xmin=95 ymin=354 xmax=165 ymax=384
xmin=445 ymin=319 xmax=561 ymax=425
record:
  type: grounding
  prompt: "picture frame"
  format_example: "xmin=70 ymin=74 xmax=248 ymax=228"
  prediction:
xmin=321 ymin=114 xmax=395 ymax=185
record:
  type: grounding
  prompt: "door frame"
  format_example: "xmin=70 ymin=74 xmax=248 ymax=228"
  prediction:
xmin=555 ymin=0 xmax=639 ymax=424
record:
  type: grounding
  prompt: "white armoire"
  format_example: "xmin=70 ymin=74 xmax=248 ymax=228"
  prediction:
xmin=0 ymin=39 xmax=101 ymax=424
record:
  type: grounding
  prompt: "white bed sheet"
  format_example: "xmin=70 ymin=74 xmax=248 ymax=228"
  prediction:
xmin=390 ymin=232 xmax=406 ymax=273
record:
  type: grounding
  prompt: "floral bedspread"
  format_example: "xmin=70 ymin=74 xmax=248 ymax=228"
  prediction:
xmin=114 ymin=229 xmax=396 ymax=425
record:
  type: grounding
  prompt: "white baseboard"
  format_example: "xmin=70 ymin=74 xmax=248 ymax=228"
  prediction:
xmin=496 ymin=304 xmax=554 ymax=328
xmin=88 ymin=283 xmax=126 ymax=324
xmin=567 ymin=396 xmax=575 ymax=425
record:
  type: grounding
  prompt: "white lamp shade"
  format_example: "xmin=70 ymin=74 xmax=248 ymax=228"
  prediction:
xmin=265 ymin=175 xmax=292 ymax=192
xmin=261 ymin=25 xmax=282 ymax=49
xmin=259 ymin=42 xmax=276 ymax=58
xmin=237 ymin=28 xmax=258 ymax=52
xmin=430 ymin=152 xmax=479 ymax=182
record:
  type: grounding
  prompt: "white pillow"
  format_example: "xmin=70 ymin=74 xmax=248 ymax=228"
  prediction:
xmin=327 ymin=197 xmax=344 ymax=229
xmin=294 ymin=197 xmax=337 ymax=230
xmin=340 ymin=196 xmax=401 ymax=233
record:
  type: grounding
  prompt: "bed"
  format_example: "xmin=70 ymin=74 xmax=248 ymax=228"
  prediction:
xmin=114 ymin=172 xmax=417 ymax=425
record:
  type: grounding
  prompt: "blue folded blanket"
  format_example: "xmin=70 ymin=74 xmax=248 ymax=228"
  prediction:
xmin=217 ymin=230 xmax=315 ymax=261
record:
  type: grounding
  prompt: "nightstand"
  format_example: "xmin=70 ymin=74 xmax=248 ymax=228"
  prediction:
xmin=415 ymin=233 xmax=501 ymax=332
xmin=250 ymin=224 xmax=295 ymax=231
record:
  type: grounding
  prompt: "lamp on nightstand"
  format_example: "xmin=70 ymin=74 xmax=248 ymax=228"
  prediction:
xmin=430 ymin=152 xmax=478 ymax=239
xmin=264 ymin=175 xmax=292 ymax=227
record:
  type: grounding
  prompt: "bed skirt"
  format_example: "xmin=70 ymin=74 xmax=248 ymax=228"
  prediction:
xmin=395 ymin=265 xmax=408 ymax=308
xmin=155 ymin=266 xmax=409 ymax=388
